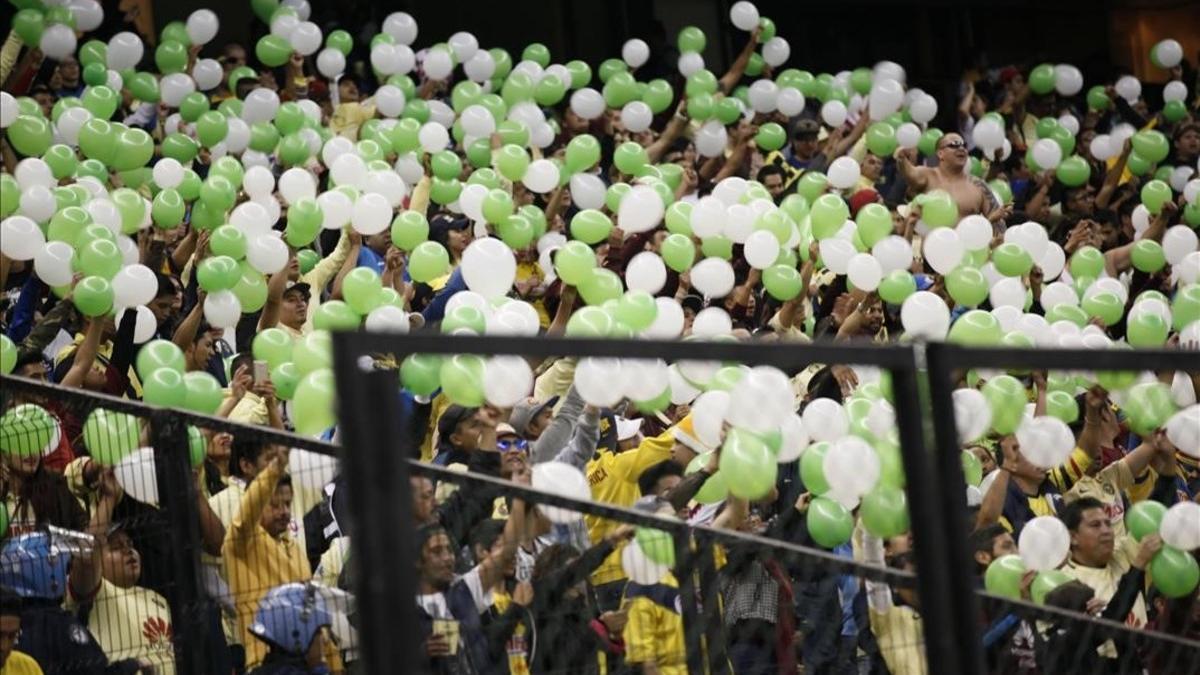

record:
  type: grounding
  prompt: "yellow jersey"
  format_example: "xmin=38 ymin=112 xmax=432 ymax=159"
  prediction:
xmin=0 ymin=651 xmax=43 ymax=675
xmin=65 ymin=579 xmax=174 ymax=674
xmin=622 ymin=572 xmax=687 ymax=675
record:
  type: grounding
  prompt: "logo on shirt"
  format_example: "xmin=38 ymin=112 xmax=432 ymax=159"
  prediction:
xmin=142 ymin=616 xmax=172 ymax=651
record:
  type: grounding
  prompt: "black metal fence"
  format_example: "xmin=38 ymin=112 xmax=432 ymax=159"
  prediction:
xmin=1 ymin=336 xmax=1198 ymax=675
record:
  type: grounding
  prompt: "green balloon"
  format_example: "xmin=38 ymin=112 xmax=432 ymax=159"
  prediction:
xmin=1125 ymin=500 xmax=1167 ymax=542
xmin=13 ymin=9 xmax=45 ymax=47
xmin=1086 ymin=86 xmax=1110 ymax=111
xmin=1127 ymin=312 xmax=1169 ymax=348
xmin=810 ymin=193 xmax=850 ymax=240
xmin=161 ymin=133 xmax=200 ymax=163
xmin=1172 ymin=284 xmax=1200 ymax=330
xmin=293 ymin=331 xmax=332 ymax=376
xmin=961 ymin=450 xmax=983 ymax=486
xmin=578 ymin=268 xmax=624 ymax=306
xmin=570 ymin=209 xmax=612 ymax=245
xmin=1150 ymin=547 xmax=1200 ymax=599
xmin=8 ymin=115 xmax=53 ymax=157
xmin=917 ymin=128 xmax=944 ymax=157
xmin=719 ymin=430 xmax=776 ymax=499
xmin=807 ymin=496 xmax=854 ymax=548
xmin=861 ymin=486 xmax=909 ymax=538
xmin=144 ymin=367 xmax=186 ymax=407
xmin=984 ymin=554 xmax=1026 ymax=599
xmin=1131 ymin=130 xmax=1170 ymax=164
xmin=295 ymin=250 xmax=319 ymax=275
xmin=408 ymin=241 xmax=451 ymax=283
xmin=429 ymin=177 xmax=462 ymax=205
xmin=944 ymin=266 xmax=987 ymax=307
xmin=660 ymin=234 xmax=696 ymax=273
xmin=1056 ymin=155 xmax=1090 ymax=187
xmin=1163 ymin=100 xmax=1187 ymax=123
xmin=554 ymin=240 xmax=598 ymax=284
xmin=232 ymin=267 xmax=268 ymax=313
xmin=194 ymin=111 xmax=228 ymax=148
xmin=209 ymin=225 xmax=247 ymax=259
xmin=196 ymin=255 xmax=240 ymax=292
xmin=77 ymin=239 xmax=121 ymax=279
xmin=613 ymin=141 xmax=650 ymax=176
xmin=920 ymin=190 xmax=957 ymax=228
xmin=390 ymin=211 xmax=428 ymax=251
xmin=615 ymin=290 xmax=657 ymax=331
xmin=313 ymin=300 xmax=361 ymax=332
xmin=855 ymin=203 xmax=893 ymax=248
xmin=1068 ymin=246 xmax=1104 ymax=279
xmin=270 ymin=362 xmax=299 ymax=402
xmin=0 ymin=335 xmax=14 ymax=375
xmin=865 ymin=123 xmax=898 ymax=157
xmin=755 ymin=123 xmax=786 ymax=151
xmin=73 ymin=276 xmax=113 ymax=317
xmin=992 ymin=243 xmax=1034 ymax=277
xmin=252 ymin=328 xmax=295 ymax=370
xmin=494 ymin=144 xmax=531 ymax=182
xmin=1081 ymin=292 xmax=1123 ymax=326
xmin=481 ymin=189 xmax=514 ymax=224
xmin=0 ymin=404 xmax=58 ymax=458
xmin=326 ymin=29 xmax=353 ymax=55
xmin=111 ymin=127 xmax=154 ymax=171
xmin=1140 ymin=179 xmax=1172 ymax=215
xmin=256 ymin=34 xmax=292 ymax=68
xmin=982 ymin=375 xmax=1026 ymax=435
xmin=565 ymin=135 xmax=601 ymax=173
xmin=1045 ymin=390 xmax=1079 ymax=424
xmin=136 ymin=340 xmax=186 ymax=380
xmin=83 ymin=409 xmax=140 ymax=466
xmin=1031 ymin=569 xmax=1073 ymax=605
xmin=1123 ymin=382 xmax=1176 ymax=436
xmin=440 ymin=354 xmax=486 ymax=407
xmin=763 ymin=265 xmax=802 ymax=301
xmin=343 ymin=268 xmax=384 ymax=315
xmin=293 ymin=369 xmax=336 ymax=435
xmin=700 ymin=235 xmax=733 ymax=260
xmin=799 ymin=441 xmax=831 ymax=494
xmin=400 ymin=353 xmax=442 ymax=396
xmin=41 ymin=144 xmax=77 ymax=180
xmin=877 ymin=269 xmax=916 ymax=304
xmin=155 ymin=40 xmax=189 ymax=74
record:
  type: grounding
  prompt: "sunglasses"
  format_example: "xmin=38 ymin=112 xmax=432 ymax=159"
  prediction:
xmin=497 ymin=438 xmax=529 ymax=453
xmin=940 ymin=140 xmax=967 ymax=150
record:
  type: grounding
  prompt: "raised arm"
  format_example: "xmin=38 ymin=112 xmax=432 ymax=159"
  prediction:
xmin=304 ymin=227 xmax=353 ymax=294
xmin=1095 ymin=139 xmax=1132 ymax=210
xmin=257 ymin=255 xmax=295 ymax=331
xmin=172 ymin=292 xmax=207 ymax=352
xmin=477 ymin=466 xmax=530 ymax=591
xmin=195 ymin=468 xmax=226 ymax=556
xmin=1105 ymin=201 xmax=1173 ymax=275
xmin=893 ymin=147 xmax=929 ymax=192
xmin=645 ymin=99 xmax=689 ymax=163
xmin=329 ymin=231 xmax=364 ymax=300
xmin=226 ymin=451 xmax=286 ymax=553
xmin=718 ymin=27 xmax=763 ymax=94
xmin=60 ymin=319 xmax=105 ymax=389
xmin=69 ymin=469 xmax=122 ymax=602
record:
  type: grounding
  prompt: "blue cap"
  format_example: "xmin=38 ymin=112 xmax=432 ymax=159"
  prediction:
xmin=0 ymin=532 xmax=71 ymax=599
xmin=249 ymin=583 xmax=332 ymax=655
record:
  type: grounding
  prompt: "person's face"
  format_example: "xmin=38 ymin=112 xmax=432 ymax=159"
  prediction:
xmin=447 ymin=227 xmax=472 ymax=256
xmin=100 ymin=530 xmax=142 ymax=588
xmin=261 ymin=484 xmax=294 ymax=539
xmin=338 ymin=79 xmax=360 ymax=103
xmin=1066 ymin=188 xmax=1095 ymax=216
xmin=526 ymin=407 xmax=553 ymax=439
xmin=16 ymin=361 xmax=46 ymax=382
xmin=58 ymin=57 xmax=80 ymax=83
xmin=1002 ymin=435 xmax=1044 ymax=480
xmin=791 ymin=135 xmax=818 ymax=159
xmin=148 ymin=293 xmax=176 ymax=323
xmin=1096 ymin=220 xmax=1119 ymax=249
xmin=365 ymin=232 xmax=390 ymax=254
xmin=0 ymin=614 xmax=20 ymax=668
xmin=970 ymin=445 xmax=996 ymax=475
xmin=411 ymin=477 xmax=435 ymax=524
xmin=936 ymin=133 xmax=969 ymax=170
xmin=498 ymin=434 xmax=530 ymax=477
xmin=34 ymin=93 xmax=54 ymax=117
xmin=652 ymin=475 xmax=682 ymax=500
xmin=617 ymin=435 xmax=641 ymax=452
xmin=1070 ymin=507 xmax=1115 ymax=566
xmin=450 ymin=413 xmax=486 ymax=451
xmin=862 ymin=153 xmax=883 ymax=181
xmin=223 ymin=46 xmax=247 ymax=73
xmin=969 ymin=95 xmax=986 ymax=119
xmin=564 ymin=109 xmax=589 ymax=135
xmin=991 ymin=532 xmax=1017 ymax=558
xmin=281 ymin=290 xmax=309 ymax=328
xmin=762 ymin=174 xmax=784 ymax=200
xmin=1176 ymin=129 xmax=1200 ymax=159
xmin=190 ymin=333 xmax=215 ymax=369
xmin=419 ymin=533 xmax=457 ymax=588
xmin=682 ymin=307 xmax=697 ymax=334
xmin=862 ymin=298 xmax=885 ymax=334
xmin=208 ymin=431 xmax=233 ymax=465
xmin=4 ymin=450 xmax=41 ymax=478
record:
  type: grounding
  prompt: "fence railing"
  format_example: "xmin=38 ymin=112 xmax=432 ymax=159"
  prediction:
xmin=1 ymin=335 xmax=1198 ymax=675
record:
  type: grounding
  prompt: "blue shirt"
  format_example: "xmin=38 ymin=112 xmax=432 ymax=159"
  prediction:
xmin=357 ymin=247 xmax=385 ymax=274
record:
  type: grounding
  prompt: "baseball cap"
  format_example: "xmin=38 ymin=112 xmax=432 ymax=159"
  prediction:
xmin=792 ymin=118 xmax=820 ymax=138
xmin=429 ymin=213 xmax=470 ymax=247
xmin=495 ymin=423 xmax=518 ymax=438
xmin=283 ymin=281 xmax=311 ymax=299
xmin=509 ymin=396 xmax=558 ymax=436
xmin=680 ymin=294 xmax=705 ymax=314
xmin=436 ymin=405 xmax=477 ymax=453
xmin=849 ymin=189 xmax=881 ymax=217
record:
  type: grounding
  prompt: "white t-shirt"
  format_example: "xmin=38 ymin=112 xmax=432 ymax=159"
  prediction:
xmin=415 ymin=566 xmax=492 ymax=620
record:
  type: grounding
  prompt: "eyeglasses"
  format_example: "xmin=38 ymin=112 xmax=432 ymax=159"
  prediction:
xmin=940 ymin=140 xmax=967 ymax=150
xmin=497 ymin=438 xmax=529 ymax=453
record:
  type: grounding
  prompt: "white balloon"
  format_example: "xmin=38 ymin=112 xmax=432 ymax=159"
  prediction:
xmin=462 ymin=238 xmax=517 ymax=299
xmin=820 ymin=238 xmax=856 ymax=275
xmin=723 ymin=204 xmax=755 ymax=244
xmin=618 ymin=185 xmax=664 ymax=234
xmin=423 ymin=48 xmax=454 ymax=81
xmin=694 ymin=120 xmax=729 ymax=158
xmin=240 ymin=165 xmax=274 ymax=199
xmin=185 ymin=8 xmax=218 ymax=45
xmin=522 ymin=159 xmax=560 ymax=194
xmin=868 ymin=79 xmax=904 ymax=120
xmin=0 ymin=92 xmax=15 ymax=129
xmin=728 ymin=366 xmax=793 ymax=432
xmin=972 ymin=118 xmax=1005 ymax=153
xmin=569 ymin=173 xmax=606 ymax=210
xmin=622 ymin=538 xmax=670 ymax=585
xmin=276 ymin=168 xmax=315 ymax=206
xmin=821 ymin=100 xmax=848 ymax=128
xmin=68 ymin=0 xmax=104 ymax=32
xmin=530 ymin=121 xmax=555 ymax=149
xmin=270 ymin=12 xmax=299 ymax=39
xmin=803 ymin=398 xmax=849 ymax=443
xmin=953 ymin=388 xmax=992 ymax=443
xmin=106 ymin=32 xmax=143 ymax=71
xmin=1088 ymin=134 xmax=1113 ymax=162
xmin=825 ymin=436 xmax=880 ymax=497
xmin=847 ymin=253 xmax=883 ymax=291
xmin=872 ymin=236 xmax=913 ymax=274
xmin=242 ymin=88 xmax=281 ymax=124
xmin=246 ymin=235 xmax=289 ymax=274
xmin=690 ymin=258 xmax=735 ymax=298
xmin=775 ymin=87 xmax=805 ymax=116
xmin=923 ymin=228 xmax=964 ymax=275
xmin=0 ymin=216 xmax=43 ymax=261
xmin=373 ymin=85 xmax=406 ymax=118
xmin=692 ymin=391 xmax=731 ymax=448
xmin=895 ymin=122 xmax=921 ymax=150
xmin=1115 ymin=75 xmax=1141 ymax=102
xmin=418 ymin=122 xmax=449 ymax=153
xmin=569 ymin=88 xmax=605 ymax=120
xmin=748 ymin=79 xmax=779 ymax=113
xmin=459 ymin=105 xmax=496 ymax=138
xmin=203 ymin=290 xmax=242 ymax=329
xmin=1160 ymin=501 xmax=1200 ymax=551
xmin=447 ymin=31 xmax=479 ymax=63
xmin=1032 ymin=138 xmax=1063 ymax=170
xmin=644 ymin=297 xmax=685 ymax=339
xmin=743 ymin=230 xmax=780 ymax=270
xmin=956 ymin=215 xmax=992 ymax=251
xmin=1053 ymin=64 xmax=1083 ymax=96
xmin=1015 ymin=416 xmax=1075 ymax=469
xmin=1166 ymin=405 xmax=1200 ymax=459
xmin=621 ymin=252 xmax=665 ymax=295
xmin=678 ymin=52 xmax=704 ymax=77
xmin=464 ymin=50 xmax=496 ymax=83
xmin=114 ymin=448 xmax=158 ymax=506
xmin=989 ymin=277 xmax=1026 ymax=309
xmin=351 ymin=193 xmax=390 ymax=235
xmin=575 ymin=357 xmax=626 ymax=408
xmin=763 ymin=37 xmax=791 ymax=68
xmin=19 ymin=186 xmax=56 ymax=223
xmin=690 ymin=196 xmax=725 ymax=237
xmin=330 ymin=153 xmax=367 ymax=188
xmin=1057 ymin=113 xmax=1079 ymax=138
xmin=1163 ymin=225 xmax=1199 ymax=265
xmin=901 ymin=291 xmax=950 ymax=339
xmin=1019 ymin=516 xmax=1070 ymax=571
xmin=363 ymin=305 xmax=410 ymax=334
xmin=288 ymin=21 xmax=321 ymax=55
xmin=484 ymin=356 xmax=533 ymax=408
xmin=1163 ymin=80 xmax=1187 ymax=104
xmin=39 ymin=24 xmax=76 ymax=61
xmin=114 ymin=305 xmax=157 ymax=344
xmin=777 ymin=414 xmax=809 ymax=463
xmin=382 ymin=11 xmax=418 ymax=45
xmin=691 ymin=307 xmax=732 ymax=338
xmin=1170 ymin=166 xmax=1195 ymax=193
xmin=827 ymin=157 xmax=861 ymax=190
xmin=15 ymin=159 xmax=53 ymax=190
xmin=622 ymin=39 xmax=650 ymax=68
xmin=730 ymin=1 xmax=760 ymax=30
xmin=33 ymin=241 xmax=74 ymax=286
xmin=370 ymin=44 xmax=402 ymax=75
xmin=1153 ymin=40 xmax=1183 ymax=69
xmin=316 ymin=48 xmax=346 ymax=79
xmin=909 ymin=94 xmax=937 ymax=125
xmin=620 ymin=101 xmax=653 ymax=133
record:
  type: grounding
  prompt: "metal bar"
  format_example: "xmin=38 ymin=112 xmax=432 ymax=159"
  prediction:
xmin=696 ymin=532 xmax=728 ymax=675
xmin=147 ymin=409 xmax=206 ymax=675
xmin=921 ymin=343 xmax=986 ymax=675
xmin=933 ymin=344 xmax=1198 ymax=372
xmin=332 ymin=343 xmax=417 ymax=674
xmin=889 ymin=359 xmax=974 ymax=675
xmin=673 ymin=529 xmax=705 ymax=675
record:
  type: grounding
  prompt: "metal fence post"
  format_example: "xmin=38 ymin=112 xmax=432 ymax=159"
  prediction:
xmin=673 ymin=528 xmax=706 ymax=674
xmin=695 ymin=531 xmax=728 ymax=675
xmin=331 ymin=339 xmax=417 ymax=673
xmin=889 ymin=355 xmax=979 ymax=675
xmin=148 ymin=408 xmax=206 ymax=675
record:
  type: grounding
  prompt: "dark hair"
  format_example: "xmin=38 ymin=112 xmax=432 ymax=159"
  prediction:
xmin=415 ymin=523 xmax=450 ymax=561
xmin=756 ymin=164 xmax=787 ymax=184
xmin=154 ymin=272 xmax=177 ymax=300
xmin=1060 ymin=496 xmax=1105 ymax=532
xmin=1044 ymin=580 xmax=1095 ymax=613
xmin=468 ymin=519 xmax=506 ymax=562
xmin=0 ymin=588 xmax=21 ymax=616
xmin=532 ymin=543 xmax=580 ymax=585
xmin=638 ymin=460 xmax=683 ymax=497
xmin=230 ymin=352 xmax=255 ymax=380
xmin=970 ymin=524 xmax=1008 ymax=559
xmin=230 ymin=438 xmax=269 ymax=480
xmin=13 ymin=350 xmax=46 ymax=372
xmin=4 ymin=463 xmax=87 ymax=532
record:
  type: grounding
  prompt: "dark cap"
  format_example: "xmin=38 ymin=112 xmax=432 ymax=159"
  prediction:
xmin=283 ymin=281 xmax=311 ymax=299
xmin=680 ymin=294 xmax=705 ymax=314
xmin=437 ymin=405 xmax=477 ymax=452
xmin=429 ymin=213 xmax=470 ymax=247
xmin=792 ymin=118 xmax=820 ymax=138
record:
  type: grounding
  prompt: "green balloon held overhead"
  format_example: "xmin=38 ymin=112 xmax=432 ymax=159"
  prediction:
xmin=440 ymin=354 xmax=486 ymax=407
xmin=196 ymin=111 xmax=228 ymax=148
xmin=73 ymin=276 xmax=113 ymax=317
xmin=8 ymin=115 xmax=53 ymax=157
xmin=390 ymin=211 xmax=428 ymax=251
xmin=570 ymin=210 xmax=612 ymax=245
xmin=946 ymin=266 xmax=988 ymax=307
xmin=865 ymin=123 xmax=897 ymax=157
xmin=810 ymin=193 xmax=850 ymax=241
xmin=143 ymin=368 xmax=186 ymax=407
xmin=756 ymin=123 xmax=786 ymax=151
xmin=660 ymin=234 xmax=695 ymax=273
xmin=1127 ymin=312 xmax=1169 ymax=348
xmin=270 ymin=363 xmax=299 ymax=401
xmin=555 ymin=240 xmax=598 ymax=284
xmin=343 ymin=267 xmax=384 ymax=315
xmin=313 ymin=301 xmax=361 ymax=332
xmin=807 ymin=497 xmax=854 ymax=548
xmin=578 ymin=268 xmax=624 ymax=306
xmin=1086 ymin=86 xmax=1110 ymax=111
xmin=1123 ymin=382 xmax=1176 ymax=436
xmin=0 ymin=404 xmax=58 ymax=458
xmin=878 ymin=270 xmax=916 ymax=304
xmin=1172 ymin=284 xmax=1200 ymax=330
xmin=1082 ymin=292 xmax=1123 ymax=326
xmin=921 ymin=190 xmax=958 ymax=227
xmin=1150 ymin=547 xmax=1200 ymax=599
xmin=1056 ymin=155 xmax=1090 ymax=187
xmin=861 ymin=486 xmax=909 ymax=538
xmin=1069 ymin=246 xmax=1104 ymax=279
xmin=992 ymin=243 xmax=1034 ymax=277
xmin=408 ymin=241 xmax=451 ymax=283
xmin=687 ymin=453 xmax=727 ymax=504
xmin=253 ymin=328 xmax=295 ymax=370
xmin=156 ymin=40 xmax=189 ymax=74
xmin=0 ymin=335 xmax=15 ymax=375
xmin=1131 ymin=130 xmax=1170 ymax=164
xmin=293 ymin=369 xmax=336 ymax=435
xmin=1140 ymin=180 xmax=1172 ymax=215
xmin=197 ymin=256 xmax=241 ymax=292
xmin=719 ymin=430 xmax=776 ymax=500
xmin=1045 ymin=390 xmax=1079 ymax=424
xmin=83 ymin=409 xmax=141 ymax=466
xmin=763 ymin=265 xmax=802 ymax=301
xmin=1126 ymin=500 xmax=1166 ymax=542
xmin=613 ymin=142 xmax=649 ymax=176
xmin=401 ymin=354 xmax=442 ymax=396
xmin=1031 ymin=569 xmax=1073 ymax=605
xmin=982 ymin=375 xmax=1027 ymax=435
xmin=256 ymin=34 xmax=291 ymax=68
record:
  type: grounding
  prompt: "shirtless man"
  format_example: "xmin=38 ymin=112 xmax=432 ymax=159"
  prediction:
xmin=896 ymin=132 xmax=1010 ymax=226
